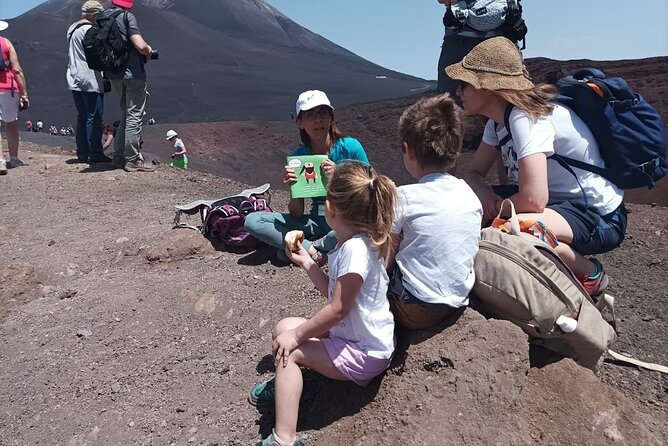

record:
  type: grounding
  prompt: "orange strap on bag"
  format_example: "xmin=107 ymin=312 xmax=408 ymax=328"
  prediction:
xmin=491 ymin=201 xmax=559 ymax=248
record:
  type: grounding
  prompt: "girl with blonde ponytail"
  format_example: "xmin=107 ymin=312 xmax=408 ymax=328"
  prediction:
xmin=248 ymin=162 xmax=397 ymax=446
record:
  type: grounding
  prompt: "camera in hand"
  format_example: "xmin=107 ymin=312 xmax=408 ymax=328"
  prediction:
xmin=142 ymin=50 xmax=159 ymax=63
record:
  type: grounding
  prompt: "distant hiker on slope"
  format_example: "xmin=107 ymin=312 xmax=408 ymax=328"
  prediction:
xmin=66 ymin=1 xmax=111 ymax=164
xmin=244 ymin=90 xmax=370 ymax=266
xmin=248 ymin=162 xmax=397 ymax=446
xmin=165 ymin=129 xmax=188 ymax=169
xmin=102 ymin=0 xmax=156 ymax=172
xmin=450 ymin=37 xmax=626 ymax=297
xmin=0 ymin=19 xmax=29 ymax=174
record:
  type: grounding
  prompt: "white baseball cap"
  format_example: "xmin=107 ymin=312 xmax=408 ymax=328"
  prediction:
xmin=0 ymin=21 xmax=9 ymax=32
xmin=295 ymin=90 xmax=334 ymax=119
xmin=165 ymin=129 xmax=178 ymax=140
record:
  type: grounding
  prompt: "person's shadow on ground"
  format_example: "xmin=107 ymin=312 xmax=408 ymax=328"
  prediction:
xmin=79 ymin=163 xmax=118 ymax=173
xmin=238 ymin=245 xmax=294 ymax=267
xmin=252 ymin=354 xmax=384 ymax=439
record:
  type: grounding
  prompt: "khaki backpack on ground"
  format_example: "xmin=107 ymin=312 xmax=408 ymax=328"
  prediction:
xmin=471 ymin=200 xmax=616 ymax=371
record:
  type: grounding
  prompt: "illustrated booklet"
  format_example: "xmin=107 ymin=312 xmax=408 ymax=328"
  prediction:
xmin=287 ymin=154 xmax=328 ymax=199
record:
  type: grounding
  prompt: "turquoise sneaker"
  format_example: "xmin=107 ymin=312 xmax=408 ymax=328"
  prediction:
xmin=248 ymin=376 xmax=275 ymax=407
xmin=255 ymin=429 xmax=305 ymax=446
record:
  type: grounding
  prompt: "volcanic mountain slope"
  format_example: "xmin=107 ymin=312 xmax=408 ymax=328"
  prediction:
xmin=6 ymin=0 xmax=432 ymax=123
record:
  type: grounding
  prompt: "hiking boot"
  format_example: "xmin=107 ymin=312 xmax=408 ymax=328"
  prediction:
xmin=248 ymin=376 xmax=275 ymax=407
xmin=124 ymin=159 xmax=155 ymax=172
xmin=89 ymin=155 xmax=113 ymax=164
xmin=255 ymin=429 xmax=305 ymax=446
xmin=0 ymin=160 xmax=7 ymax=175
xmin=578 ymin=258 xmax=609 ymax=297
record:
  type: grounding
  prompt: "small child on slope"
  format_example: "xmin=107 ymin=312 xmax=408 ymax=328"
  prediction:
xmin=248 ymin=162 xmax=397 ymax=446
xmin=166 ymin=129 xmax=188 ymax=169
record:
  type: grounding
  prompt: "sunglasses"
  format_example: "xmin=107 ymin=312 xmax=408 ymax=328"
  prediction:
xmin=301 ymin=108 xmax=332 ymax=120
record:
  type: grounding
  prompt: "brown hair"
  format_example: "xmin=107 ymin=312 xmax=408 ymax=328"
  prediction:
xmin=327 ymin=162 xmax=396 ymax=263
xmin=399 ymin=94 xmax=464 ymax=170
xmin=494 ymin=83 xmax=559 ymax=121
xmin=298 ymin=110 xmax=344 ymax=147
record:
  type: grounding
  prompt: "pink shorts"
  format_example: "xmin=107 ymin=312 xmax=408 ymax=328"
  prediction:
xmin=0 ymin=92 xmax=19 ymax=123
xmin=322 ymin=336 xmax=392 ymax=386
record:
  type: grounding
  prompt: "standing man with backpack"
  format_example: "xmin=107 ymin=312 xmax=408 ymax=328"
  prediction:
xmin=98 ymin=0 xmax=155 ymax=172
xmin=67 ymin=1 xmax=111 ymax=164
xmin=0 ymin=19 xmax=29 ymax=175
xmin=436 ymin=0 xmax=527 ymax=98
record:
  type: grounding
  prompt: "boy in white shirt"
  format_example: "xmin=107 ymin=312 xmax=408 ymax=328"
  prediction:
xmin=388 ymin=94 xmax=483 ymax=329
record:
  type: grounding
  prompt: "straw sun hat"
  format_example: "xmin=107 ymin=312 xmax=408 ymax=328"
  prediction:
xmin=445 ymin=36 xmax=534 ymax=91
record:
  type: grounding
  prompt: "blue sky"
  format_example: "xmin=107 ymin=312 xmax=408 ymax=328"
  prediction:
xmin=3 ymin=0 xmax=667 ymax=80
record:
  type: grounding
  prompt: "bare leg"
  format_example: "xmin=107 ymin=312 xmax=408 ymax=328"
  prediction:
xmin=6 ymin=121 xmax=19 ymax=159
xmin=271 ymin=318 xmax=347 ymax=444
xmin=517 ymin=208 xmax=596 ymax=277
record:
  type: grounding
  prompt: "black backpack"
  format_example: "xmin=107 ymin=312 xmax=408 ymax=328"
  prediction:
xmin=82 ymin=9 xmax=130 ymax=71
xmin=444 ymin=0 xmax=528 ymax=49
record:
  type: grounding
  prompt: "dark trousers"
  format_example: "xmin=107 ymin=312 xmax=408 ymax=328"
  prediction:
xmin=72 ymin=90 xmax=104 ymax=161
xmin=437 ymin=33 xmax=486 ymax=99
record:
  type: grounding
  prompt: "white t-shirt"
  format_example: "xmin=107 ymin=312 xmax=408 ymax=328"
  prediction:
xmin=327 ymin=235 xmax=395 ymax=359
xmin=393 ymin=173 xmax=482 ymax=307
xmin=482 ymin=104 xmax=623 ymax=215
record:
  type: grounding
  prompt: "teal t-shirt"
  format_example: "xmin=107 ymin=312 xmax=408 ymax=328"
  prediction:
xmin=290 ymin=136 xmax=369 ymax=212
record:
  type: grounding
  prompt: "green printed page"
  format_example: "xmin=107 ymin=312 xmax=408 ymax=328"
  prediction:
xmin=287 ymin=155 xmax=328 ymax=199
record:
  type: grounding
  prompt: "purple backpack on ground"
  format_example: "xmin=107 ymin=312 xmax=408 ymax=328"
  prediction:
xmin=173 ymin=183 xmax=272 ymax=248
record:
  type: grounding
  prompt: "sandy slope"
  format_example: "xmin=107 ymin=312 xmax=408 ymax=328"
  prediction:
xmin=0 ymin=144 xmax=665 ymax=445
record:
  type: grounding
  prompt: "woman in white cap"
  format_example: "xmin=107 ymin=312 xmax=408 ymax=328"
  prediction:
xmin=244 ymin=90 xmax=369 ymax=264
xmin=446 ymin=36 xmax=626 ymax=297
xmin=166 ymin=129 xmax=187 ymax=169
xmin=0 ymin=19 xmax=29 ymax=174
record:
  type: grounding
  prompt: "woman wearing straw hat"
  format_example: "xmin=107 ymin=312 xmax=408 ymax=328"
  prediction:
xmin=447 ymin=37 xmax=627 ymax=297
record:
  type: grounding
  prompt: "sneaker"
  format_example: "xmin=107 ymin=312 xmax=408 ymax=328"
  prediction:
xmin=276 ymin=249 xmax=291 ymax=264
xmin=0 ymin=160 xmax=7 ymax=175
xmin=255 ymin=429 xmax=305 ymax=446
xmin=7 ymin=158 xmax=24 ymax=168
xmin=248 ymin=376 xmax=275 ymax=407
xmin=578 ymin=258 xmax=609 ymax=297
xmin=89 ymin=155 xmax=113 ymax=164
xmin=124 ymin=159 xmax=155 ymax=172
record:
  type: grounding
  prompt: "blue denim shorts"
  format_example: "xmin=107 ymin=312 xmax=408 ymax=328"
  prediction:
xmin=548 ymin=201 xmax=627 ymax=256
xmin=491 ymin=185 xmax=627 ymax=255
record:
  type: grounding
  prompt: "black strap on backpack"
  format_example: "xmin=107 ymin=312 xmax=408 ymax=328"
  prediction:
xmin=0 ymin=37 xmax=10 ymax=72
xmin=500 ymin=0 xmax=527 ymax=49
xmin=67 ymin=22 xmax=89 ymax=43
